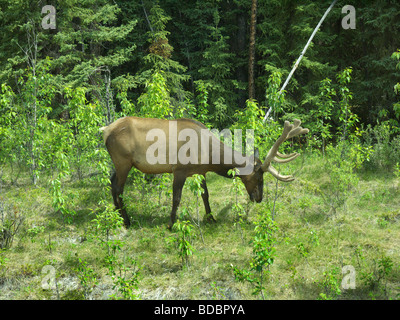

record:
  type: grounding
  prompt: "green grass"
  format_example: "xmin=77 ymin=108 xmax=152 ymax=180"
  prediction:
xmin=0 ymin=153 xmax=399 ymax=300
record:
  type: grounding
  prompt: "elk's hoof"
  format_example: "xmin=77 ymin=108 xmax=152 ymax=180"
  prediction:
xmin=205 ymin=214 xmax=216 ymax=224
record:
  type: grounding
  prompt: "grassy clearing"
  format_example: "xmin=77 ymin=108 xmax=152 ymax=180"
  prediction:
xmin=0 ymin=152 xmax=399 ymax=300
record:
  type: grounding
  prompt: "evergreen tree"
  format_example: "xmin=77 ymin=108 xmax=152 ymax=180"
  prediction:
xmin=51 ymin=0 xmax=136 ymax=96
xmin=198 ymin=4 xmax=237 ymax=126
xmin=0 ymin=0 xmax=49 ymax=85
xmin=128 ymin=1 xmax=189 ymax=115
xmin=145 ymin=2 xmax=189 ymax=109
xmin=1 ymin=0 xmax=400 ymax=132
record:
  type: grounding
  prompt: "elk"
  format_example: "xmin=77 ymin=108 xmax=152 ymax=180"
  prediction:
xmin=100 ymin=117 xmax=308 ymax=229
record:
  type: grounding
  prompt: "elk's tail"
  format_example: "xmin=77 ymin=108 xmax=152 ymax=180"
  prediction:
xmin=99 ymin=125 xmax=110 ymax=144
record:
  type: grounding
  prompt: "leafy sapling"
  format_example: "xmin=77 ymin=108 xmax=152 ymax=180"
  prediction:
xmin=317 ymin=266 xmax=342 ymax=300
xmin=106 ymin=253 xmax=141 ymax=300
xmin=187 ymin=174 xmax=205 ymax=225
xmin=168 ymin=219 xmax=196 ymax=268
xmin=232 ymin=207 xmax=278 ymax=299
xmin=75 ymin=258 xmax=98 ymax=300
xmin=89 ymin=204 xmax=124 ymax=256
xmin=228 ymin=168 xmax=247 ymax=243
xmin=186 ymin=174 xmax=205 ymax=243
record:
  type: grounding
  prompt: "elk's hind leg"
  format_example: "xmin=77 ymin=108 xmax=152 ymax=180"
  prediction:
xmin=110 ymin=163 xmax=132 ymax=228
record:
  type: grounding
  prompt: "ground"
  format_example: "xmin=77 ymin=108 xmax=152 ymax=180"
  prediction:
xmin=0 ymin=152 xmax=399 ymax=300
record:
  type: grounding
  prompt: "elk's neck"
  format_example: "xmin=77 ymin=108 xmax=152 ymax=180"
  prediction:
xmin=214 ymin=145 xmax=254 ymax=178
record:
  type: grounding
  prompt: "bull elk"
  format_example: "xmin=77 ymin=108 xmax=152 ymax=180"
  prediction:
xmin=100 ymin=117 xmax=308 ymax=229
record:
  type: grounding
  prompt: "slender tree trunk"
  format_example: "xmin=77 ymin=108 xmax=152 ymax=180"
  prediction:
xmin=31 ymin=68 xmax=38 ymax=185
xmin=104 ymin=68 xmax=112 ymax=125
xmin=18 ymin=21 xmax=39 ymax=185
xmin=32 ymin=34 xmax=38 ymax=185
xmin=263 ymin=0 xmax=338 ymax=122
xmin=248 ymin=0 xmax=257 ymax=100
xmin=236 ymin=8 xmax=247 ymax=108
xmin=141 ymin=0 xmax=154 ymax=34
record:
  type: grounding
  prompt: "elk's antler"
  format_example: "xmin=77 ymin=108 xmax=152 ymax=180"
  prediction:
xmin=261 ymin=119 xmax=309 ymax=181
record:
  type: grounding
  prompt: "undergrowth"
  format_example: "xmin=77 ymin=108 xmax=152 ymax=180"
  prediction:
xmin=0 ymin=150 xmax=399 ymax=300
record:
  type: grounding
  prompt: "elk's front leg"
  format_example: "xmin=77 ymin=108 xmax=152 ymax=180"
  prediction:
xmin=168 ymin=173 xmax=187 ymax=229
xmin=201 ymin=176 xmax=216 ymax=223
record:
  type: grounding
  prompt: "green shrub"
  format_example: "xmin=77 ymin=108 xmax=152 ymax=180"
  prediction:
xmin=317 ymin=266 xmax=342 ymax=300
xmin=168 ymin=219 xmax=196 ymax=267
xmin=0 ymin=200 xmax=24 ymax=250
xmin=89 ymin=204 xmax=124 ymax=256
xmin=232 ymin=206 xmax=278 ymax=300
xmin=320 ymin=142 xmax=360 ymax=215
xmin=362 ymin=122 xmax=400 ymax=171
xmin=106 ymin=254 xmax=141 ymax=300
xmin=75 ymin=258 xmax=98 ymax=300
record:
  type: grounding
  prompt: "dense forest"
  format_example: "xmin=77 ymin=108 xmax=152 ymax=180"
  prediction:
xmin=1 ymin=0 xmax=399 ymax=126
xmin=0 ymin=0 xmax=399 ymax=301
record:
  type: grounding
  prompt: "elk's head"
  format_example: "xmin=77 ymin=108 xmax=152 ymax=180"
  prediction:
xmin=241 ymin=120 xmax=309 ymax=203
xmin=241 ymin=149 xmax=264 ymax=203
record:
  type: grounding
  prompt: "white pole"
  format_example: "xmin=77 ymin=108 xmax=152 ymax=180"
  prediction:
xmin=263 ymin=0 xmax=338 ymax=123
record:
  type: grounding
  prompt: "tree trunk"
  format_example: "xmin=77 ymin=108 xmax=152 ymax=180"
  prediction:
xmin=236 ymin=8 xmax=247 ymax=108
xmin=248 ymin=0 xmax=257 ymax=100
xmin=104 ymin=68 xmax=113 ymax=125
xmin=19 ymin=21 xmax=39 ymax=185
xmin=263 ymin=0 xmax=338 ymax=122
